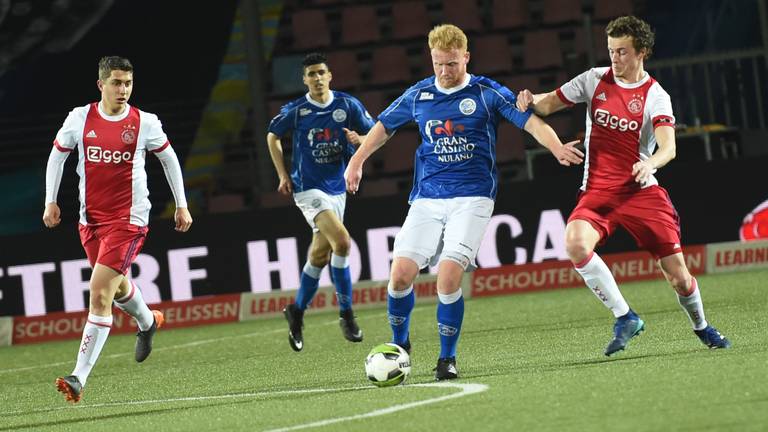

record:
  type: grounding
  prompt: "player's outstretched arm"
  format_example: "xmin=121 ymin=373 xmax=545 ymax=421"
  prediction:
xmin=267 ymin=132 xmax=293 ymax=195
xmin=43 ymin=146 xmax=70 ymax=228
xmin=154 ymin=145 xmax=192 ymax=232
xmin=344 ymin=121 xmax=392 ymax=194
xmin=523 ymin=115 xmax=584 ymax=166
xmin=516 ymin=90 xmax=568 ymax=117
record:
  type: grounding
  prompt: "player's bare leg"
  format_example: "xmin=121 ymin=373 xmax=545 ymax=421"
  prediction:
xmin=56 ymin=264 xmax=121 ymax=403
xmin=567 ymin=220 xmax=642 ymax=356
xmin=658 ymin=254 xmax=731 ymax=349
xmin=434 ymin=260 xmax=464 ymax=380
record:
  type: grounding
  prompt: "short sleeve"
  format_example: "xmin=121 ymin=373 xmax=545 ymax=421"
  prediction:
xmin=53 ymin=108 xmax=84 ymax=152
xmin=347 ymin=97 xmax=376 ymax=133
xmin=482 ymin=79 xmax=533 ymax=129
xmin=267 ymin=104 xmax=296 ymax=137
xmin=646 ymin=83 xmax=676 ymax=129
xmin=378 ymin=88 xmax=418 ymax=131
xmin=557 ymin=69 xmax=593 ymax=105
xmin=143 ymin=113 xmax=170 ymax=153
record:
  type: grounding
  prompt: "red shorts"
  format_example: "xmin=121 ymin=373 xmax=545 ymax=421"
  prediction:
xmin=78 ymin=223 xmax=149 ymax=275
xmin=568 ymin=185 xmax=682 ymax=259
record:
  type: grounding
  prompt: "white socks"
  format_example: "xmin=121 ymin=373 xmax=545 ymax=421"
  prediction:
xmin=574 ymin=252 xmax=630 ymax=317
xmin=72 ymin=313 xmax=112 ymax=386
xmin=677 ymin=277 xmax=708 ymax=330
xmin=114 ymin=281 xmax=154 ymax=331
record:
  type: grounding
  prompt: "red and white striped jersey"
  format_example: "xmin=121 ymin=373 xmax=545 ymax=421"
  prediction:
xmin=53 ymin=102 xmax=171 ymax=226
xmin=556 ymin=67 xmax=675 ymax=192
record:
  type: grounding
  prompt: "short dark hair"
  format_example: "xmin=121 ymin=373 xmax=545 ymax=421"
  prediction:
xmin=606 ymin=16 xmax=655 ymax=59
xmin=302 ymin=52 xmax=328 ymax=71
xmin=98 ymin=56 xmax=133 ymax=80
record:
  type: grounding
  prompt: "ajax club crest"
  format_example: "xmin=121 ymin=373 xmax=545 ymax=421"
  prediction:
xmin=121 ymin=124 xmax=137 ymax=145
xmin=627 ymin=94 xmax=644 ymax=115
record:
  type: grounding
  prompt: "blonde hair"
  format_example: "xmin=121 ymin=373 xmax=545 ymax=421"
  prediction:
xmin=428 ymin=24 xmax=468 ymax=51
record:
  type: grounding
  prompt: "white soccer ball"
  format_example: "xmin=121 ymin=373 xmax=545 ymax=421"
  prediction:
xmin=364 ymin=343 xmax=411 ymax=387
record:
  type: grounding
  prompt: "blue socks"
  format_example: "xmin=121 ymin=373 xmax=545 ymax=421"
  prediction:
xmin=330 ymin=253 xmax=352 ymax=311
xmin=295 ymin=262 xmax=322 ymax=310
xmin=437 ymin=289 xmax=464 ymax=359
xmin=388 ymin=284 xmax=415 ymax=346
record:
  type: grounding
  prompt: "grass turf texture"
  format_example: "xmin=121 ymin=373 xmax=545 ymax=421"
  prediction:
xmin=1 ymin=269 xmax=766 ymax=431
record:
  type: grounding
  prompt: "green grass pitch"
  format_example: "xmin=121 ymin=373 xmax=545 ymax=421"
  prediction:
xmin=2 ymin=269 xmax=766 ymax=431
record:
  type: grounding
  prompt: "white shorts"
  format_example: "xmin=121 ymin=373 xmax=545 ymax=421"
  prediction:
xmin=393 ymin=197 xmax=494 ymax=271
xmin=294 ymin=189 xmax=346 ymax=232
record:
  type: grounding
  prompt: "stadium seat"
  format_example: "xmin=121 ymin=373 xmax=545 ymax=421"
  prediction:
xmin=291 ymin=10 xmax=331 ymax=50
xmin=496 ymin=121 xmax=526 ymax=163
xmin=501 ymin=73 xmax=541 ymax=94
xmin=391 ymin=1 xmax=432 ymax=40
xmin=523 ymin=30 xmax=563 ymax=70
xmin=441 ymin=0 xmax=484 ymax=33
xmin=491 ymin=0 xmax=528 ymax=30
xmin=542 ymin=0 xmax=584 ymax=25
xmin=370 ymin=45 xmax=411 ymax=85
xmin=208 ymin=194 xmax=246 ymax=213
xmin=326 ymin=50 xmax=362 ymax=90
xmin=575 ymin=25 xmax=610 ymax=65
xmin=271 ymin=55 xmax=306 ymax=95
xmin=341 ymin=5 xmax=381 ymax=46
xmin=593 ymin=0 xmax=633 ymax=21
xmin=358 ymin=90 xmax=389 ymax=118
xmin=471 ymin=35 xmax=513 ymax=75
xmin=379 ymin=128 xmax=420 ymax=175
xmin=260 ymin=190 xmax=293 ymax=208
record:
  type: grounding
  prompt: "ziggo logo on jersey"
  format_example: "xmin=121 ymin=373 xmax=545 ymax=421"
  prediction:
xmin=594 ymin=108 xmax=639 ymax=131
xmin=87 ymin=146 xmax=133 ymax=163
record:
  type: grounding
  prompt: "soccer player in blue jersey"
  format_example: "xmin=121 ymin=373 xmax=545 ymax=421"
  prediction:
xmin=345 ymin=24 xmax=584 ymax=380
xmin=267 ymin=52 xmax=376 ymax=352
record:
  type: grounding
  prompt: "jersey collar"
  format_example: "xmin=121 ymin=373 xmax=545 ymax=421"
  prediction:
xmin=434 ymin=73 xmax=471 ymax=95
xmin=305 ymin=91 xmax=335 ymax=108
xmin=97 ymin=101 xmax=131 ymax=121
xmin=614 ymin=71 xmax=650 ymax=89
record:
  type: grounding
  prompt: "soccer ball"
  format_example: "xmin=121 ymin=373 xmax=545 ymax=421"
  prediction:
xmin=364 ymin=343 xmax=411 ymax=387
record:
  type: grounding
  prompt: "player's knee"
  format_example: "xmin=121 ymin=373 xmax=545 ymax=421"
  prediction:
xmin=565 ymin=239 xmax=592 ymax=263
xmin=390 ymin=268 xmax=416 ymax=291
xmin=669 ymin=274 xmax=692 ymax=295
xmin=331 ymin=234 xmax=351 ymax=256
xmin=88 ymin=289 xmax=113 ymax=312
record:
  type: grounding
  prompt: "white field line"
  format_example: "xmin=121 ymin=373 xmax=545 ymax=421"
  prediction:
xmin=0 ymin=306 xmax=431 ymax=375
xmin=262 ymin=382 xmax=489 ymax=432
xmin=3 ymin=381 xmax=489 ymax=431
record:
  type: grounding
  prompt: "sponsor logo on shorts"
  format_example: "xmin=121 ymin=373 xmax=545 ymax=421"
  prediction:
xmin=311 ymin=198 xmax=321 ymax=208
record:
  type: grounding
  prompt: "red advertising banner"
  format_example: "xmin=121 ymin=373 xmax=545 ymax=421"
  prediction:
xmin=471 ymin=246 xmax=706 ymax=297
xmin=12 ymin=294 xmax=241 ymax=345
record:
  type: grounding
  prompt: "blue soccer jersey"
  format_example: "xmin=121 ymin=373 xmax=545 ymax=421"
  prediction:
xmin=379 ymin=74 xmax=533 ymax=201
xmin=269 ymin=91 xmax=376 ymax=195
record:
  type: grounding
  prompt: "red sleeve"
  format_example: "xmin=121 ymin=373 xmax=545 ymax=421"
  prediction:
xmin=555 ymin=88 xmax=575 ymax=106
